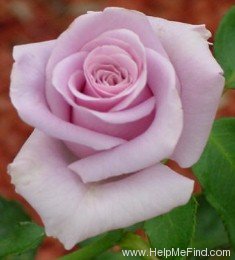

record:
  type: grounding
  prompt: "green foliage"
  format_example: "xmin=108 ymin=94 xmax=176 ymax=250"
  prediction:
xmin=214 ymin=6 xmax=235 ymax=88
xmin=192 ymin=195 xmax=229 ymax=250
xmin=0 ymin=197 xmax=44 ymax=258
xmin=144 ymin=198 xmax=197 ymax=259
xmin=193 ymin=118 xmax=235 ymax=250
xmin=3 ymin=250 xmax=36 ymax=260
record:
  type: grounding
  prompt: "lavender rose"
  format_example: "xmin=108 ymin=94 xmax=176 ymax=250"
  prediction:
xmin=9 ymin=7 xmax=224 ymax=249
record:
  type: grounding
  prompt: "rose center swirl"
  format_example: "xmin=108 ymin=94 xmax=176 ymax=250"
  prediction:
xmin=83 ymin=45 xmax=139 ymax=97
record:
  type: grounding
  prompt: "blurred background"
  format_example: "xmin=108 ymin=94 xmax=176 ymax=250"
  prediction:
xmin=0 ymin=0 xmax=235 ymax=259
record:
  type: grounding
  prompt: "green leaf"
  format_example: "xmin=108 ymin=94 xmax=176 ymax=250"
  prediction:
xmin=192 ymin=195 xmax=229 ymax=249
xmin=193 ymin=118 xmax=235 ymax=250
xmin=0 ymin=197 xmax=44 ymax=257
xmin=214 ymin=6 xmax=235 ymax=88
xmin=144 ymin=198 xmax=197 ymax=259
xmin=3 ymin=250 xmax=36 ymax=260
xmin=60 ymin=230 xmax=123 ymax=260
xmin=78 ymin=232 xmax=108 ymax=248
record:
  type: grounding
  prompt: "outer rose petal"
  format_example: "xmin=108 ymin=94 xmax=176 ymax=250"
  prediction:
xmin=149 ymin=17 xmax=224 ymax=167
xmin=69 ymin=49 xmax=183 ymax=182
xmin=10 ymin=41 xmax=126 ymax=151
xmin=8 ymin=130 xmax=194 ymax=249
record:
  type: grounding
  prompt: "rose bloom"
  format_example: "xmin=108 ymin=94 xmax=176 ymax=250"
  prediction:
xmin=9 ymin=8 xmax=224 ymax=249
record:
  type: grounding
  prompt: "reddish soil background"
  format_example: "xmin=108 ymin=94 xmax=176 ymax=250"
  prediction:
xmin=0 ymin=0 xmax=235 ymax=259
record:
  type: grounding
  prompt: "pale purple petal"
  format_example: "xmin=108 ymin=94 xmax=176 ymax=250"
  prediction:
xmin=10 ymin=41 xmax=126 ymax=151
xmin=69 ymin=49 xmax=183 ymax=182
xmin=52 ymin=51 xmax=87 ymax=100
xmin=83 ymin=45 xmax=138 ymax=97
xmin=9 ymin=130 xmax=194 ymax=249
xmin=47 ymin=7 xmax=166 ymax=74
xmin=53 ymin=54 xmax=155 ymax=140
xmin=46 ymin=7 xmax=166 ymax=116
xmin=149 ymin=17 xmax=224 ymax=167
xmin=52 ymin=32 xmax=149 ymax=112
xmin=71 ymin=98 xmax=155 ymax=140
xmin=81 ymin=29 xmax=146 ymax=70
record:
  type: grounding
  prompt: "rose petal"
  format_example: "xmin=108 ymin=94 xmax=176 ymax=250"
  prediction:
xmin=69 ymin=49 xmax=183 ymax=182
xmin=52 ymin=38 xmax=148 ymax=112
xmin=10 ymin=41 xmax=126 ymax=151
xmin=81 ymin=29 xmax=146 ymax=70
xmin=149 ymin=17 xmax=212 ymax=40
xmin=83 ymin=45 xmax=138 ymax=97
xmin=53 ymin=49 xmax=149 ymax=113
xmin=71 ymin=98 xmax=155 ymax=141
xmin=52 ymin=51 xmax=88 ymax=100
xmin=53 ymin=58 xmax=155 ymax=141
xmin=9 ymin=130 xmax=194 ymax=249
xmin=46 ymin=7 xmax=166 ymax=116
xmin=149 ymin=17 xmax=224 ymax=167
xmin=47 ymin=7 xmax=166 ymax=74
